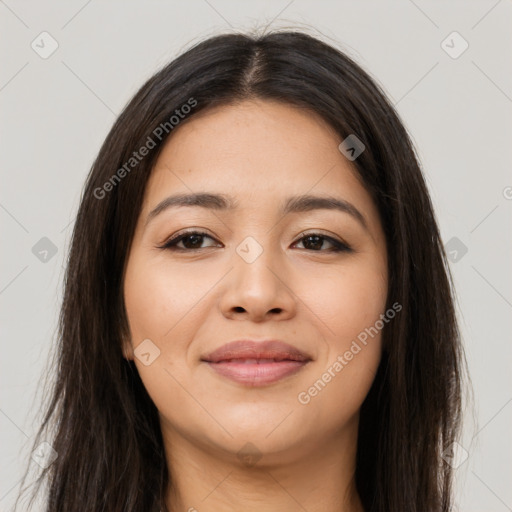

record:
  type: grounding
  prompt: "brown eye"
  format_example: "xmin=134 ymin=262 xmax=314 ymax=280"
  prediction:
xmin=294 ymin=233 xmax=352 ymax=253
xmin=159 ymin=231 xmax=352 ymax=253
xmin=160 ymin=231 xmax=220 ymax=251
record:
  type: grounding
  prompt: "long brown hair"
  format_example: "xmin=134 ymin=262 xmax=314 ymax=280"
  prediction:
xmin=16 ymin=29 xmax=467 ymax=511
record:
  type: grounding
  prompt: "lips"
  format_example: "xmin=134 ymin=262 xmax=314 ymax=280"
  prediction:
xmin=201 ymin=340 xmax=311 ymax=386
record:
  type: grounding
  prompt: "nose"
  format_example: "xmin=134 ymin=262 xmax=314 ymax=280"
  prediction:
xmin=219 ymin=242 xmax=297 ymax=323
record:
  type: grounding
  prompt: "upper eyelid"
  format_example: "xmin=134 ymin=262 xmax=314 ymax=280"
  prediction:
xmin=166 ymin=229 xmax=342 ymax=241
xmin=161 ymin=230 xmax=349 ymax=249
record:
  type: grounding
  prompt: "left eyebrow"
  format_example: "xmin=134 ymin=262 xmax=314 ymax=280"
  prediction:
xmin=144 ymin=192 xmax=368 ymax=231
xmin=281 ymin=194 xmax=368 ymax=231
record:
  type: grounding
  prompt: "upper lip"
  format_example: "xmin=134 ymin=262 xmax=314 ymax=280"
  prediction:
xmin=201 ymin=340 xmax=311 ymax=363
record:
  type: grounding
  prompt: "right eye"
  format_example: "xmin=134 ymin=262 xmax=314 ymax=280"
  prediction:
xmin=158 ymin=231 xmax=221 ymax=251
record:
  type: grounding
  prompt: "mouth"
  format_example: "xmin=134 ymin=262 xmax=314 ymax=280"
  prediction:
xmin=201 ymin=339 xmax=312 ymax=387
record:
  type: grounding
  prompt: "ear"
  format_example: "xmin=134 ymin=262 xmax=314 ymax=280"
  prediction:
xmin=121 ymin=337 xmax=134 ymax=361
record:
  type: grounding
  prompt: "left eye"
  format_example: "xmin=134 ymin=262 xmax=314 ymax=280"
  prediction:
xmin=293 ymin=233 xmax=351 ymax=252
xmin=159 ymin=231 xmax=352 ymax=253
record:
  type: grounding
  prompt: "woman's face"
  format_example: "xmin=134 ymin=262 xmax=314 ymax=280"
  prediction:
xmin=123 ymin=99 xmax=388 ymax=464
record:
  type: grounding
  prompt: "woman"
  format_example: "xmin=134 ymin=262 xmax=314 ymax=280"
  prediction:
xmin=17 ymin=30 xmax=466 ymax=511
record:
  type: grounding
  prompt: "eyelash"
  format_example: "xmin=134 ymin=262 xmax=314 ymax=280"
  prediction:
xmin=158 ymin=230 xmax=353 ymax=253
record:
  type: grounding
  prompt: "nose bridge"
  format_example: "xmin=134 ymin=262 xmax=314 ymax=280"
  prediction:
xmin=219 ymin=232 xmax=296 ymax=321
xmin=234 ymin=233 xmax=282 ymax=293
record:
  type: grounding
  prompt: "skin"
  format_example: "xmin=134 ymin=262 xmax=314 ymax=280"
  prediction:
xmin=122 ymin=99 xmax=388 ymax=512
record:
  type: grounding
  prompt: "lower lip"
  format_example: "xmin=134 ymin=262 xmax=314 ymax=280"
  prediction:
xmin=204 ymin=360 xmax=309 ymax=386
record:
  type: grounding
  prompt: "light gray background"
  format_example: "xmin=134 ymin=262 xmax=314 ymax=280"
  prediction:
xmin=1 ymin=1 xmax=511 ymax=510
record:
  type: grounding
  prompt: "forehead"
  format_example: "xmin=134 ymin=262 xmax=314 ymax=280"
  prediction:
xmin=155 ymin=100 xmax=342 ymax=176
xmin=142 ymin=100 xmax=380 ymax=230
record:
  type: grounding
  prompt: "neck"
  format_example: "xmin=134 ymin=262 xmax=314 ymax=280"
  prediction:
xmin=162 ymin=416 xmax=364 ymax=512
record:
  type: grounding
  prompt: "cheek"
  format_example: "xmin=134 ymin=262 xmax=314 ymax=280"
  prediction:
xmin=123 ymin=254 xmax=217 ymax=344
xmin=295 ymin=341 xmax=381 ymax=442
xmin=291 ymin=259 xmax=387 ymax=422
xmin=123 ymin=253 xmax=226 ymax=404
xmin=123 ymin=254 xmax=213 ymax=426
xmin=293 ymin=257 xmax=388 ymax=346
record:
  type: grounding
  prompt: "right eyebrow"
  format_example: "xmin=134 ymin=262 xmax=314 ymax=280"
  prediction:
xmin=145 ymin=193 xmax=238 ymax=228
